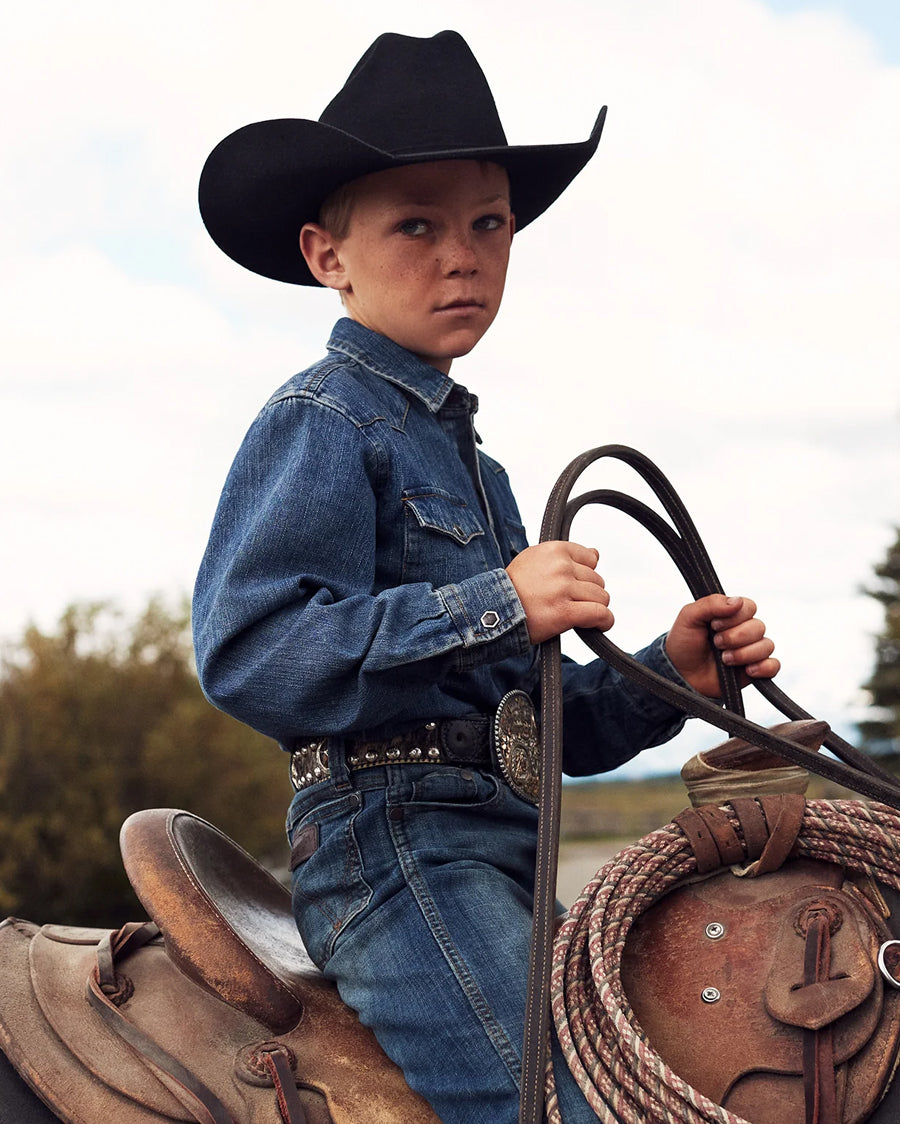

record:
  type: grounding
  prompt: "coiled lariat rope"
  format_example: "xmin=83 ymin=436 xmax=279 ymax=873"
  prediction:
xmin=518 ymin=446 xmax=900 ymax=1124
xmin=546 ymin=799 xmax=900 ymax=1124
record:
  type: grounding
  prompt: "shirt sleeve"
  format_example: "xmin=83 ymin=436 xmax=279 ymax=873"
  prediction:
xmin=192 ymin=394 xmax=530 ymax=743
xmin=557 ymin=633 xmax=690 ymax=777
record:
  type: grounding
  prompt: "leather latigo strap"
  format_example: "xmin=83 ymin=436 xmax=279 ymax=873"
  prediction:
xmin=672 ymin=794 xmax=891 ymax=1123
xmin=519 ymin=445 xmax=900 ymax=1124
xmin=674 ymin=793 xmax=807 ymax=877
xmin=801 ymin=903 xmax=840 ymax=1124
xmin=86 ymin=922 xmax=244 ymax=1124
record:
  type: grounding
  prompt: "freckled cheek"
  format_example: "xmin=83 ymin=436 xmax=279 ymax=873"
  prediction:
xmin=393 ymin=266 xmax=432 ymax=301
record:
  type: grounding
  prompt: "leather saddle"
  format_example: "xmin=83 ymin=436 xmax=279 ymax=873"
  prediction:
xmin=620 ymin=724 xmax=900 ymax=1124
xmin=0 ymin=808 xmax=439 ymax=1124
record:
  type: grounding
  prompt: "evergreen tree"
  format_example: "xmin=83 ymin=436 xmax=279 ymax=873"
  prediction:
xmin=859 ymin=529 xmax=900 ymax=756
xmin=0 ymin=600 xmax=292 ymax=926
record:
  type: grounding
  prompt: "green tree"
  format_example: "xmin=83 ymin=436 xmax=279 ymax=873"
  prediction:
xmin=859 ymin=528 xmax=900 ymax=757
xmin=0 ymin=600 xmax=292 ymax=926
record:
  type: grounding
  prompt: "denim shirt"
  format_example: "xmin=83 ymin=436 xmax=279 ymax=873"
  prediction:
xmin=193 ymin=318 xmax=686 ymax=776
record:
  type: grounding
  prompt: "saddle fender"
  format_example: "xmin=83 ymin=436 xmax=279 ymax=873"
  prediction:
xmin=0 ymin=808 xmax=441 ymax=1124
xmin=621 ymin=855 xmax=900 ymax=1124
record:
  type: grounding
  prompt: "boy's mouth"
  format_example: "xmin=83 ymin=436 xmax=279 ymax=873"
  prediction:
xmin=436 ymin=299 xmax=484 ymax=313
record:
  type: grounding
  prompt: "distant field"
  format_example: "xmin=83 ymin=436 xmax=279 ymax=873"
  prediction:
xmin=556 ymin=770 xmax=880 ymax=906
xmin=560 ymin=771 xmax=869 ymax=842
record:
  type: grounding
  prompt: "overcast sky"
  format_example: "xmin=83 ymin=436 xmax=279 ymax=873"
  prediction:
xmin=3 ymin=0 xmax=898 ymax=777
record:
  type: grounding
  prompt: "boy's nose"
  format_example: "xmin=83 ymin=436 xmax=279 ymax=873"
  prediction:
xmin=440 ymin=231 xmax=478 ymax=276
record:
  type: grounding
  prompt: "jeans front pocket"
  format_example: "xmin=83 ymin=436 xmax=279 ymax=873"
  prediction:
xmin=288 ymin=789 xmax=372 ymax=967
xmin=409 ymin=767 xmax=499 ymax=806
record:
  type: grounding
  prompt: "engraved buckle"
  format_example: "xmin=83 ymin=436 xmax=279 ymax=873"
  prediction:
xmin=492 ymin=690 xmax=540 ymax=804
xmin=290 ymin=739 xmax=330 ymax=791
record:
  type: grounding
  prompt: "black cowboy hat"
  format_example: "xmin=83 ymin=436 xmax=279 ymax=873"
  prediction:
xmin=199 ymin=30 xmax=607 ymax=286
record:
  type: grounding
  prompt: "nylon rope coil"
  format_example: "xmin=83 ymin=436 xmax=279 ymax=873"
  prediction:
xmin=546 ymin=798 xmax=900 ymax=1123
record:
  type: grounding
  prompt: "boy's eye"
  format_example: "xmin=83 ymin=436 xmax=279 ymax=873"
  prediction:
xmin=473 ymin=213 xmax=507 ymax=232
xmin=397 ymin=218 xmax=430 ymax=236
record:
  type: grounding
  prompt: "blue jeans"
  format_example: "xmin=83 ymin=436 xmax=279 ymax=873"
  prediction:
xmin=287 ymin=763 xmax=597 ymax=1123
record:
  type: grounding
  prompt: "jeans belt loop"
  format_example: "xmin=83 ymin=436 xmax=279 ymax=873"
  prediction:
xmin=325 ymin=735 xmax=351 ymax=791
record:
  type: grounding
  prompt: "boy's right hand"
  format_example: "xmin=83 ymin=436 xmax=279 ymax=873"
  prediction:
xmin=506 ymin=542 xmax=613 ymax=644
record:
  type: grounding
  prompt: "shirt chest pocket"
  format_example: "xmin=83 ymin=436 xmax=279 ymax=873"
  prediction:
xmin=401 ymin=488 xmax=491 ymax=587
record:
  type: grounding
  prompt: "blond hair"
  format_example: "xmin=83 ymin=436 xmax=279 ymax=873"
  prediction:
xmin=317 ymin=180 xmax=360 ymax=239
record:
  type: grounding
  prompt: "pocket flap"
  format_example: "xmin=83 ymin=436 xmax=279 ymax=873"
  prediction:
xmin=402 ymin=490 xmax=484 ymax=545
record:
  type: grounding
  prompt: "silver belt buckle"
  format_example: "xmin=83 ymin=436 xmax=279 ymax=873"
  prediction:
xmin=493 ymin=690 xmax=540 ymax=804
xmin=290 ymin=739 xmax=330 ymax=791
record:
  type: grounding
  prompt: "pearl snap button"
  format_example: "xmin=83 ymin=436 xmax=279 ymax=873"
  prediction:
xmin=480 ymin=610 xmax=500 ymax=629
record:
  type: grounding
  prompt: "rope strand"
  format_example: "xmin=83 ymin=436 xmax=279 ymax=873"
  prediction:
xmin=548 ymin=799 xmax=900 ymax=1124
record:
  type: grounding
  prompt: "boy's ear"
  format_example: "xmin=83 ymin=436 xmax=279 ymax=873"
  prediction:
xmin=299 ymin=223 xmax=350 ymax=291
xmin=509 ymin=212 xmax=516 ymax=240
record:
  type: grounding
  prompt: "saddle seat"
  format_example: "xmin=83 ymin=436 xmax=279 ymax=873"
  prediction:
xmin=120 ymin=807 xmax=316 ymax=1034
xmin=0 ymin=808 xmax=440 ymax=1124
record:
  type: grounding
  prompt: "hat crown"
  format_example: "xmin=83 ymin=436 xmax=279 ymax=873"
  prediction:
xmin=318 ymin=30 xmax=508 ymax=156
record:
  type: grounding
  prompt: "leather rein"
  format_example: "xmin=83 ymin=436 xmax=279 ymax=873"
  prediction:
xmin=519 ymin=444 xmax=900 ymax=1124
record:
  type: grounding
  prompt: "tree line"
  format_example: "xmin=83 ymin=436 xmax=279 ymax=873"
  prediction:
xmin=860 ymin=527 xmax=900 ymax=759
xmin=0 ymin=600 xmax=290 ymax=926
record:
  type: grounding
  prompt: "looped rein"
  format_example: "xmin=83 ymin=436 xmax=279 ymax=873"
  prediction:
xmin=518 ymin=445 xmax=900 ymax=1124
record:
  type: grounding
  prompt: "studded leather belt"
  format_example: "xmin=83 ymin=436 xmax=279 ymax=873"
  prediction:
xmin=290 ymin=689 xmax=541 ymax=804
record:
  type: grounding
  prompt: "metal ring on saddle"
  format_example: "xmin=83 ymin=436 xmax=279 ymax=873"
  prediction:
xmin=878 ymin=940 xmax=900 ymax=989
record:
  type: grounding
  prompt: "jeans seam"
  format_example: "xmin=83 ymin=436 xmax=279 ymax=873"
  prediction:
xmin=386 ymin=805 xmax=522 ymax=1082
xmin=292 ymin=797 xmax=372 ymax=963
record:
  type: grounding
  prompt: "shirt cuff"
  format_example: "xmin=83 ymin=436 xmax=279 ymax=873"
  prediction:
xmin=438 ymin=568 xmax=532 ymax=669
xmin=624 ymin=632 xmax=691 ymax=734
xmin=640 ymin=633 xmax=690 ymax=686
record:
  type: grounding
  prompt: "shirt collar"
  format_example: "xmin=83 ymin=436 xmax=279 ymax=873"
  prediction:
xmin=326 ymin=318 xmax=456 ymax=414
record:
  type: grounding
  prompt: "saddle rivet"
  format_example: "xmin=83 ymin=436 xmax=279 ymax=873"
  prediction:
xmin=410 ymin=747 xmax=422 ymax=758
xmin=387 ymin=748 xmax=400 ymax=759
xmin=364 ymin=751 xmax=377 ymax=762
xmin=349 ymin=754 xmax=360 ymax=766
xmin=427 ymin=747 xmax=440 ymax=759
xmin=705 ymin=922 xmax=726 ymax=940
xmin=701 ymin=987 xmax=721 ymax=1003
xmin=425 ymin=722 xmax=437 ymax=731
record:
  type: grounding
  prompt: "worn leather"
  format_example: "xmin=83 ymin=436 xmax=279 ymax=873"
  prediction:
xmin=0 ymin=807 xmax=441 ymax=1124
xmin=523 ymin=444 xmax=900 ymax=1124
xmin=621 ymin=859 xmax=900 ymax=1123
xmin=681 ymin=720 xmax=829 ymax=806
xmin=119 ymin=808 xmax=316 ymax=1034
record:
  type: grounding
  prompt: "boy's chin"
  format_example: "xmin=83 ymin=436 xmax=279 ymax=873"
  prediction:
xmin=423 ymin=343 xmax=479 ymax=373
xmin=437 ymin=328 xmax=493 ymax=364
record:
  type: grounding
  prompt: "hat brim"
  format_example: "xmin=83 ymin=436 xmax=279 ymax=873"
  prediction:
xmin=199 ymin=108 xmax=606 ymax=286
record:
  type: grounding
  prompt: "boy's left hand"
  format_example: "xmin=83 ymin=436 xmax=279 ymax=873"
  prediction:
xmin=665 ymin=594 xmax=779 ymax=698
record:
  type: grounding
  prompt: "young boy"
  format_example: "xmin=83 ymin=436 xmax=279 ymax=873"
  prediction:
xmin=193 ymin=31 xmax=778 ymax=1123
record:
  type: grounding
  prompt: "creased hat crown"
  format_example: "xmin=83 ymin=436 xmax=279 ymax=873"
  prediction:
xmin=318 ymin=31 xmax=507 ymax=155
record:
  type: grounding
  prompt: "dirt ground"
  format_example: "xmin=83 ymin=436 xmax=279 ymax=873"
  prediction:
xmin=556 ymin=839 xmax=630 ymax=906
